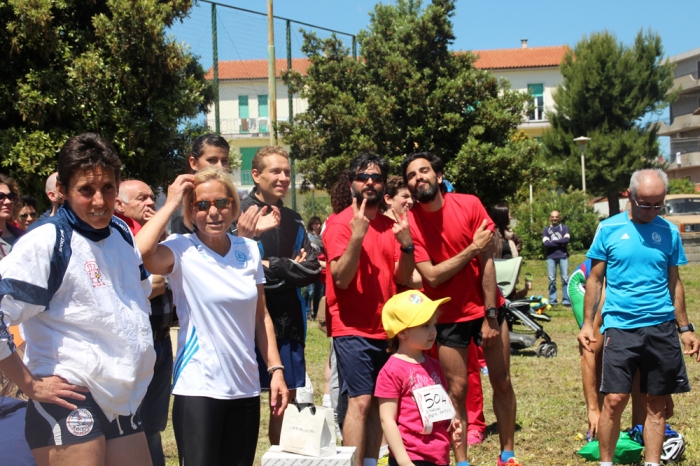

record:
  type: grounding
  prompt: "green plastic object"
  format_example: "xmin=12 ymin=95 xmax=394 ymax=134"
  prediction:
xmin=576 ymin=432 xmax=643 ymax=464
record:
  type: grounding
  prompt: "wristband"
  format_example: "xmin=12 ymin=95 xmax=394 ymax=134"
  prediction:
xmin=267 ymin=365 xmax=285 ymax=374
xmin=400 ymin=244 xmax=415 ymax=254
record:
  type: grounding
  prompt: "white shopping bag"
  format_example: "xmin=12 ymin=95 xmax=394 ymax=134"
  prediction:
xmin=295 ymin=373 xmax=314 ymax=404
xmin=280 ymin=401 xmax=336 ymax=457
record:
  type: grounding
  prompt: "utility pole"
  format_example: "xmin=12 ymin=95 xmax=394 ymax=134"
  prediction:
xmin=267 ymin=0 xmax=277 ymax=145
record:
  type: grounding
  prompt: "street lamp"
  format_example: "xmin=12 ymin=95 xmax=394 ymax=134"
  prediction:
xmin=574 ymin=136 xmax=591 ymax=193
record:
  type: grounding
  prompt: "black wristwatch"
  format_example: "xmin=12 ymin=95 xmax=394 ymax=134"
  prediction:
xmin=485 ymin=307 xmax=498 ymax=319
xmin=400 ymin=244 xmax=415 ymax=254
xmin=678 ymin=323 xmax=695 ymax=334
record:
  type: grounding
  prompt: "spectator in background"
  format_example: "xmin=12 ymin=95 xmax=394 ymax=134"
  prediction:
xmin=0 ymin=174 xmax=23 ymax=260
xmin=306 ymin=216 xmax=326 ymax=320
xmin=542 ymin=210 xmax=571 ymax=306
xmin=36 ymin=172 xmax=61 ymax=222
xmin=16 ymin=196 xmax=38 ymax=231
xmin=491 ymin=203 xmax=522 ymax=259
xmin=171 ymin=134 xmax=232 ymax=235
xmin=383 ymin=176 xmax=414 ymax=213
xmin=116 ymin=179 xmax=173 ymax=466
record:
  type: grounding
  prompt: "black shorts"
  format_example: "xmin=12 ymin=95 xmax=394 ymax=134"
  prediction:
xmin=25 ymin=392 xmax=143 ymax=450
xmin=436 ymin=311 xmax=506 ymax=349
xmin=600 ymin=320 xmax=691 ymax=396
xmin=334 ymin=336 xmax=390 ymax=397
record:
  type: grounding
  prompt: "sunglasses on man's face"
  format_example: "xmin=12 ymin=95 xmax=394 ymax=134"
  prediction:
xmin=191 ymin=197 xmax=234 ymax=212
xmin=20 ymin=212 xmax=38 ymax=220
xmin=0 ymin=192 xmax=18 ymax=203
xmin=354 ymin=173 xmax=383 ymax=183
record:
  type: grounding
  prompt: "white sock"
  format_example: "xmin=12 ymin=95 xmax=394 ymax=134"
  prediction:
xmin=600 ymin=463 xmax=613 ymax=466
xmin=322 ymin=394 xmax=332 ymax=408
xmin=644 ymin=463 xmax=660 ymax=466
xmin=363 ymin=459 xmax=378 ymax=466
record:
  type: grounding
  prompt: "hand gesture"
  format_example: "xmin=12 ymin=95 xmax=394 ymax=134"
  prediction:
xmin=577 ymin=324 xmax=598 ymax=354
xmin=166 ymin=174 xmax=195 ymax=208
xmin=350 ymin=198 xmax=370 ymax=239
xmin=293 ymin=248 xmax=307 ymax=263
xmin=449 ymin=418 xmax=463 ymax=449
xmin=143 ymin=208 xmax=156 ymax=222
xmin=237 ymin=206 xmax=281 ymax=238
xmin=472 ymin=219 xmax=494 ymax=254
xmin=681 ymin=331 xmax=700 ymax=362
xmin=390 ymin=205 xmax=412 ymax=248
xmin=27 ymin=375 xmax=89 ymax=411
xmin=480 ymin=316 xmax=500 ymax=347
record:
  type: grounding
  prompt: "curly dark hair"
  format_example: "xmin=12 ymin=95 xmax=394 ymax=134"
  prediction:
xmin=56 ymin=133 xmax=121 ymax=191
xmin=330 ymin=170 xmax=353 ymax=214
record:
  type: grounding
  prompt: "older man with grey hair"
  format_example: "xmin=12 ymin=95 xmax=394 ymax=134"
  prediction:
xmin=578 ymin=168 xmax=700 ymax=466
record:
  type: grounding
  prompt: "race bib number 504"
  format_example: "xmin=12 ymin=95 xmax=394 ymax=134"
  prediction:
xmin=412 ymin=383 xmax=456 ymax=435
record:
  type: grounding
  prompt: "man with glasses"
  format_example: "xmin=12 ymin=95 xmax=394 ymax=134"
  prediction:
xmin=578 ymin=169 xmax=700 ymax=466
xmin=542 ymin=210 xmax=571 ymax=306
xmin=236 ymin=145 xmax=321 ymax=445
xmin=323 ymin=153 xmax=414 ymax=466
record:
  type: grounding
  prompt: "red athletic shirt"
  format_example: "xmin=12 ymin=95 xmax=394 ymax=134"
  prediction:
xmin=409 ymin=193 xmax=502 ymax=324
xmin=323 ymin=206 xmax=400 ymax=338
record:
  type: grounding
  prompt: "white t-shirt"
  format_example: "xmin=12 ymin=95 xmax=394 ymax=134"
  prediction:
xmin=163 ymin=233 xmax=265 ymax=399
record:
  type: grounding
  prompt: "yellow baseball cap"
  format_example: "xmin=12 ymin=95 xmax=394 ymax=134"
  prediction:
xmin=382 ymin=290 xmax=451 ymax=339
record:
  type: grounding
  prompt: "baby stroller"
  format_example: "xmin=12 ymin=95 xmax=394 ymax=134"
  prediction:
xmin=494 ymin=258 xmax=558 ymax=358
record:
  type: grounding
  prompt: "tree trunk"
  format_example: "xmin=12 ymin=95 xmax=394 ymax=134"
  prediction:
xmin=607 ymin=190 xmax=620 ymax=216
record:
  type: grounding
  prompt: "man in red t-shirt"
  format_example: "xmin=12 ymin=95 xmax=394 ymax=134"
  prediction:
xmin=324 ymin=153 xmax=415 ymax=466
xmin=402 ymin=152 xmax=521 ymax=466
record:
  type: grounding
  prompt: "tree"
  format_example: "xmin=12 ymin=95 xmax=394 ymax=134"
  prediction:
xmin=542 ymin=30 xmax=676 ymax=215
xmin=0 ymin=0 xmax=213 ymax=197
xmin=668 ymin=177 xmax=695 ymax=194
xmin=281 ymin=0 xmax=540 ymax=208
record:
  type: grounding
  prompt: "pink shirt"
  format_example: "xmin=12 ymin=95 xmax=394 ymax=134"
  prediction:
xmin=374 ymin=355 xmax=450 ymax=465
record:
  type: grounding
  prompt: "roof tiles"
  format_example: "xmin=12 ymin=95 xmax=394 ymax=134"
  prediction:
xmin=205 ymin=58 xmax=311 ymax=81
xmin=472 ymin=46 xmax=569 ymax=70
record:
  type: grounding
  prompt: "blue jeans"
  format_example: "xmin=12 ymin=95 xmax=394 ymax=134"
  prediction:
xmin=546 ymin=257 xmax=570 ymax=305
xmin=141 ymin=337 xmax=173 ymax=466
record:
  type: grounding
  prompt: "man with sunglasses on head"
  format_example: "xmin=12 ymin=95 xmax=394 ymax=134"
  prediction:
xmin=578 ymin=169 xmax=700 ymax=466
xmin=323 ymin=153 xmax=414 ymax=466
xmin=235 ymin=146 xmax=321 ymax=445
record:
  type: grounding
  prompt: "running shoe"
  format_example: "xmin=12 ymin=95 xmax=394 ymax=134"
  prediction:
xmin=496 ymin=457 xmax=523 ymax=466
xmin=467 ymin=429 xmax=486 ymax=446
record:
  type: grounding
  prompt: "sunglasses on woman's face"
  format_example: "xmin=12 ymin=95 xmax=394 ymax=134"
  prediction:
xmin=0 ymin=192 xmax=18 ymax=203
xmin=20 ymin=212 xmax=38 ymax=220
xmin=192 ymin=197 xmax=233 ymax=212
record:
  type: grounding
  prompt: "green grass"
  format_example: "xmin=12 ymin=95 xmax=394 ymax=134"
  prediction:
xmin=162 ymin=254 xmax=700 ymax=465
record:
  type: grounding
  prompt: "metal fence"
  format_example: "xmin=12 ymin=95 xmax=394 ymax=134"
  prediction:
xmin=168 ymin=1 xmax=355 ymax=213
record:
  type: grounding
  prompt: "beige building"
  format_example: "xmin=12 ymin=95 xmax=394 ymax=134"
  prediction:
xmin=473 ymin=42 xmax=568 ymax=139
xmin=658 ymin=47 xmax=700 ymax=185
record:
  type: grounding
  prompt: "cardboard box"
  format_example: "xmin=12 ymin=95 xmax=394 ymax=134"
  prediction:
xmin=262 ymin=446 xmax=357 ymax=466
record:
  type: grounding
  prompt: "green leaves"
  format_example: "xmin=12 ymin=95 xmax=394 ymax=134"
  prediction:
xmin=281 ymin=0 xmax=532 ymax=203
xmin=1 ymin=0 xmax=211 ymax=199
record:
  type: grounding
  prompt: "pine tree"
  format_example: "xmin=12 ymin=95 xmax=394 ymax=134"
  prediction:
xmin=542 ymin=30 xmax=675 ymax=215
xmin=281 ymin=0 xmax=539 ymax=208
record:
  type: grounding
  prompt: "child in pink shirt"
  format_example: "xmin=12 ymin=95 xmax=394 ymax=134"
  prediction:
xmin=375 ymin=291 xmax=462 ymax=466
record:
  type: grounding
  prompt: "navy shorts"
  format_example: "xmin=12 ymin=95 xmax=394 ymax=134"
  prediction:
xmin=600 ymin=320 xmax=691 ymax=396
xmin=257 ymin=338 xmax=306 ymax=390
xmin=25 ymin=391 xmax=143 ymax=450
xmin=334 ymin=336 xmax=390 ymax=397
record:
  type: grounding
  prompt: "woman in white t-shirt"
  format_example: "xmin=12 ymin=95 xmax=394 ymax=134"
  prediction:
xmin=137 ymin=167 xmax=288 ymax=466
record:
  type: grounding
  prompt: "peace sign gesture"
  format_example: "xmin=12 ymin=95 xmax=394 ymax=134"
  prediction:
xmin=390 ymin=205 xmax=413 ymax=248
xmin=349 ymin=197 xmax=370 ymax=239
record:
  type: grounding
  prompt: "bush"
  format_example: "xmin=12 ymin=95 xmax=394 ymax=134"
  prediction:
xmin=668 ymin=178 xmax=696 ymax=194
xmin=512 ymin=189 xmax=600 ymax=259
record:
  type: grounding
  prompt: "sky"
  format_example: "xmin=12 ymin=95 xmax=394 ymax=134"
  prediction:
xmin=213 ymin=0 xmax=699 ymax=57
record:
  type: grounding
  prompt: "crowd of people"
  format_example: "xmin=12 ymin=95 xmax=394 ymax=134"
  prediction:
xmin=0 ymin=133 xmax=698 ymax=466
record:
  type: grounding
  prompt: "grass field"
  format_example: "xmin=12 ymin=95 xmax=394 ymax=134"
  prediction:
xmin=161 ymin=254 xmax=700 ymax=465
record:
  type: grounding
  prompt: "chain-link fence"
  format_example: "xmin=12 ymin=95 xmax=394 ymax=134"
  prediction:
xmin=168 ymin=2 xmax=355 ymax=215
